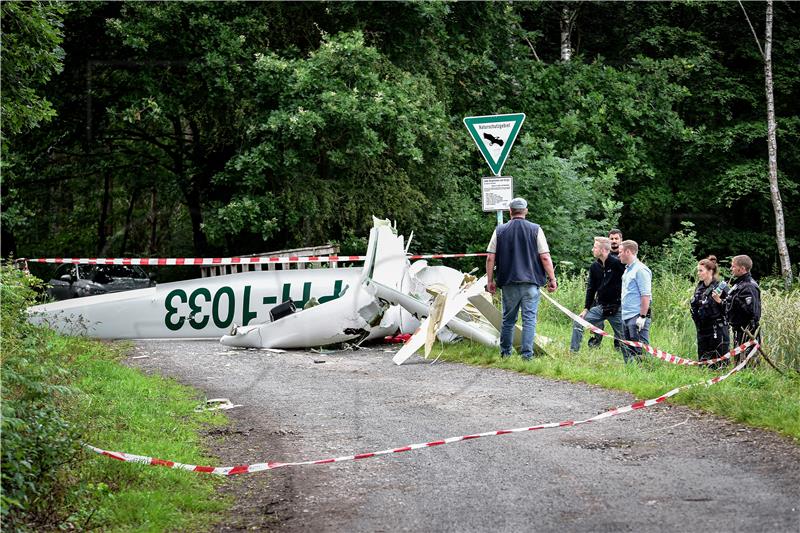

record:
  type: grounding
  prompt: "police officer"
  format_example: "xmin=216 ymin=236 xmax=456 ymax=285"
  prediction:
xmin=690 ymin=256 xmax=729 ymax=367
xmin=712 ymin=254 xmax=761 ymax=364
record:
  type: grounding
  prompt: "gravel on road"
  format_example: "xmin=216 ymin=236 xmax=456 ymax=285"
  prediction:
xmin=127 ymin=340 xmax=800 ymax=533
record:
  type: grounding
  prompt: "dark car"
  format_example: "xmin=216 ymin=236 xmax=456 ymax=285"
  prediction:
xmin=47 ymin=264 xmax=155 ymax=300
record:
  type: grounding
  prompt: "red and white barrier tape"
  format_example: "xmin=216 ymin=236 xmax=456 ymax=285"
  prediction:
xmin=22 ymin=253 xmax=488 ymax=266
xmin=84 ymin=344 xmax=758 ymax=476
xmin=541 ymin=293 xmax=751 ymax=366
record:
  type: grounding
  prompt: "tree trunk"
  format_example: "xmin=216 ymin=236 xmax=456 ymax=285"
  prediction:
xmin=120 ymin=188 xmax=139 ymax=256
xmin=560 ymin=4 xmax=575 ymax=62
xmin=97 ymin=171 xmax=111 ymax=254
xmin=186 ymin=187 xmax=208 ymax=256
xmin=148 ymin=186 xmax=157 ymax=255
xmin=763 ymin=0 xmax=792 ymax=288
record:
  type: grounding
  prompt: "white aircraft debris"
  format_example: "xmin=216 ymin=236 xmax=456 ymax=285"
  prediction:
xmin=28 ymin=218 xmax=507 ymax=353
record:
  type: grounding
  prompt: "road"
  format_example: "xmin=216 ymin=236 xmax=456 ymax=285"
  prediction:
xmin=128 ymin=340 xmax=800 ymax=532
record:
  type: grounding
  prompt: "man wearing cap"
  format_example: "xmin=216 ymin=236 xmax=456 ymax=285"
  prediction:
xmin=486 ymin=197 xmax=558 ymax=360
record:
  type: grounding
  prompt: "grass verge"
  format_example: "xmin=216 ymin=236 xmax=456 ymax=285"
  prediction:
xmin=67 ymin=336 xmax=230 ymax=531
xmin=2 ymin=263 xmax=230 ymax=531
xmin=436 ymin=314 xmax=800 ymax=442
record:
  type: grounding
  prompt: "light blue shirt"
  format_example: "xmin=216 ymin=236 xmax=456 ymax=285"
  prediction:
xmin=621 ymin=258 xmax=652 ymax=320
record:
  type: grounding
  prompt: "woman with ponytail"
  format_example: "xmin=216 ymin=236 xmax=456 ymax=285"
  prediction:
xmin=690 ymin=256 xmax=730 ymax=367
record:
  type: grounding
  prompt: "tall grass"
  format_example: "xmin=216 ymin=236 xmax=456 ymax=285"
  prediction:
xmin=542 ymin=268 xmax=800 ymax=371
xmin=761 ymin=287 xmax=800 ymax=369
xmin=443 ymin=269 xmax=800 ymax=441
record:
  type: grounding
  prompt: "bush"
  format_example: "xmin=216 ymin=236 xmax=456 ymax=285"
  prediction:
xmin=1 ymin=265 xmax=79 ymax=530
xmin=645 ymin=220 xmax=699 ymax=280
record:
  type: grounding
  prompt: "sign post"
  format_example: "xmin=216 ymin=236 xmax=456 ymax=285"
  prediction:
xmin=464 ymin=113 xmax=525 ymax=226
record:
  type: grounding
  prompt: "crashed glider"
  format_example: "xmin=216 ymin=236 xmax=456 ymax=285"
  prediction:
xmin=28 ymin=218 xmax=501 ymax=352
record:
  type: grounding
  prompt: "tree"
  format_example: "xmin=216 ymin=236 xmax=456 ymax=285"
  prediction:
xmin=0 ymin=1 xmax=67 ymax=257
xmin=206 ymin=31 xmax=455 ymax=250
xmin=0 ymin=1 xmax=66 ymax=139
xmin=739 ymin=0 xmax=792 ymax=288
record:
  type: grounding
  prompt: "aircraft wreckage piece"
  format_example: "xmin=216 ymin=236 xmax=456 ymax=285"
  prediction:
xmin=383 ymin=274 xmax=498 ymax=365
xmin=27 ymin=267 xmax=364 ymax=339
xmin=219 ymin=281 xmax=390 ymax=349
xmin=219 ymin=219 xmax=412 ymax=349
xmin=370 ymin=280 xmax=500 ymax=353
xmin=27 ymin=218 xmax=400 ymax=340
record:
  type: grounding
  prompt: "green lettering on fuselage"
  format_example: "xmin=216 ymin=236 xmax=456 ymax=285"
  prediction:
xmin=164 ymin=288 xmax=188 ymax=331
xmin=242 ymin=286 xmax=258 ymax=326
xmin=164 ymin=280 xmax=347 ymax=332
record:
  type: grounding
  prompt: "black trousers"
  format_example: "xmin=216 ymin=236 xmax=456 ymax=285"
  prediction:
xmin=696 ymin=322 xmax=730 ymax=369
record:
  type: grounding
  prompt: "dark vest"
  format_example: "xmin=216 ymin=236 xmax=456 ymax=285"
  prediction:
xmin=495 ymin=218 xmax=547 ymax=287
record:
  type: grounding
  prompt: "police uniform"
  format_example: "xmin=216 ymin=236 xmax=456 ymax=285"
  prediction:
xmin=690 ymin=280 xmax=730 ymax=363
xmin=724 ymin=272 xmax=761 ymax=353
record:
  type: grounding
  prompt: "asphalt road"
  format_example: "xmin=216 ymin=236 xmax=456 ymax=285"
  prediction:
xmin=128 ymin=340 xmax=800 ymax=532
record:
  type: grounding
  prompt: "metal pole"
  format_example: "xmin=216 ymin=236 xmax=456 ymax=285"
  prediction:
xmin=496 ymin=210 xmax=503 ymax=226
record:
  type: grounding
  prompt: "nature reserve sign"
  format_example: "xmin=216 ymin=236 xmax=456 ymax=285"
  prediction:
xmin=463 ymin=113 xmax=526 ymax=176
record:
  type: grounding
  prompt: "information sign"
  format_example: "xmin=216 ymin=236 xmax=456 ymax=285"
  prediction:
xmin=481 ymin=176 xmax=513 ymax=212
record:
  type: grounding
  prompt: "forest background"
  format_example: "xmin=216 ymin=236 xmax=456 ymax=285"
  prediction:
xmin=2 ymin=1 xmax=798 ymax=283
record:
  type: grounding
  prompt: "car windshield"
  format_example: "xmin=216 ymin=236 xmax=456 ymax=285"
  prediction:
xmin=75 ymin=265 xmax=147 ymax=280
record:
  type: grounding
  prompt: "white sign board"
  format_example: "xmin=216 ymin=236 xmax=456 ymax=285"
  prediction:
xmin=481 ymin=176 xmax=513 ymax=212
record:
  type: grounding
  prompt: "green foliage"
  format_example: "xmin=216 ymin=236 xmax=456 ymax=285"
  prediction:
xmin=508 ymin=136 xmax=621 ymax=265
xmin=208 ymin=30 xmax=454 ymax=247
xmin=1 ymin=265 xmax=78 ymax=529
xmin=0 ymin=266 xmax=228 ymax=530
xmin=0 ymin=1 xmax=67 ymax=251
xmin=3 ymin=1 xmax=799 ymax=283
xmin=0 ymin=1 xmax=67 ymax=139
xmin=645 ymin=221 xmax=699 ymax=280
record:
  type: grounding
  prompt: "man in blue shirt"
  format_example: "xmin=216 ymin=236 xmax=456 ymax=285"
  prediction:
xmin=486 ymin=198 xmax=558 ymax=360
xmin=618 ymin=239 xmax=652 ymax=362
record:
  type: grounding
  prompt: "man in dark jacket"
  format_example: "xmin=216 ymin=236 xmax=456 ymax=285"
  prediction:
xmin=713 ymin=254 xmax=761 ymax=363
xmin=486 ymin=197 xmax=558 ymax=360
xmin=570 ymin=237 xmax=625 ymax=352
xmin=608 ymin=228 xmax=623 ymax=257
xmin=588 ymin=228 xmax=624 ymax=348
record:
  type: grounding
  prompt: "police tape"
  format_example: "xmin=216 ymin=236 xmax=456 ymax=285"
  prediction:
xmin=540 ymin=293 xmax=751 ymax=367
xmin=84 ymin=344 xmax=758 ymax=476
xmin=21 ymin=253 xmax=488 ymax=266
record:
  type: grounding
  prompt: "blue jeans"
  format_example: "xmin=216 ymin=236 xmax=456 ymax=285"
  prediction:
xmin=570 ymin=305 xmax=624 ymax=352
xmin=500 ymin=283 xmax=541 ymax=359
xmin=621 ymin=316 xmax=651 ymax=363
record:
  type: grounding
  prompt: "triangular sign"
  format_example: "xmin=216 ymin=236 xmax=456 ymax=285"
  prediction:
xmin=463 ymin=113 xmax=526 ymax=176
